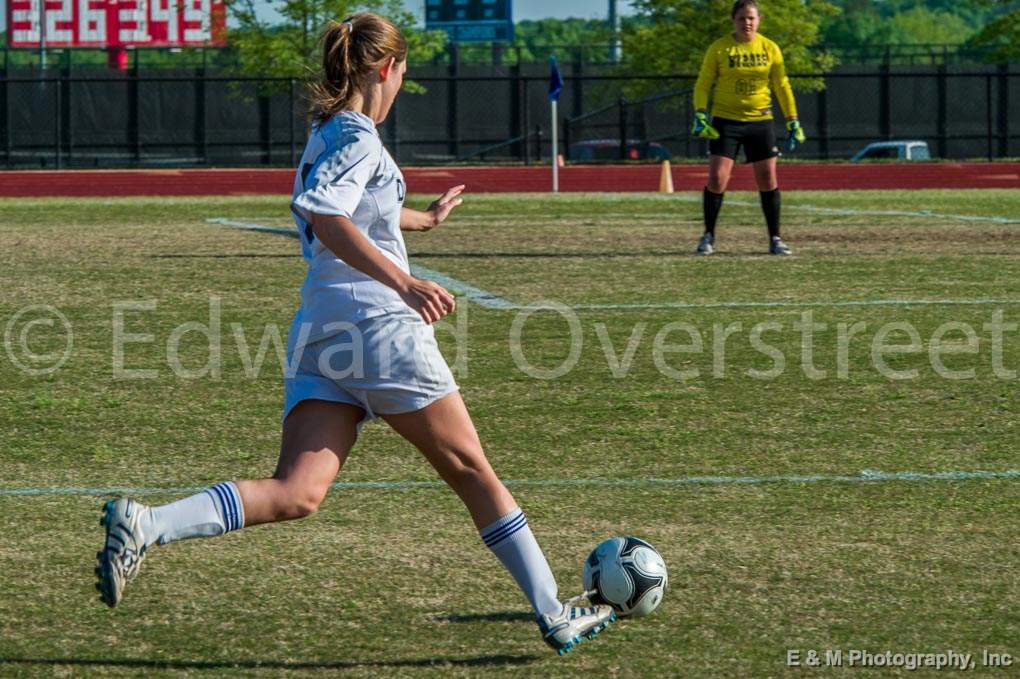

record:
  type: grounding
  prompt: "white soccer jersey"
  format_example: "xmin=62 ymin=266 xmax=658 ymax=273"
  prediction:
xmin=289 ymin=110 xmax=410 ymax=348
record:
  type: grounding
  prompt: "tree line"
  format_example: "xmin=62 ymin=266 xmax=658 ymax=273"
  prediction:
xmin=2 ymin=0 xmax=1017 ymax=74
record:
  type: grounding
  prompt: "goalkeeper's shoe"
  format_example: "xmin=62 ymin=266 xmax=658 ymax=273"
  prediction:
xmin=691 ymin=112 xmax=720 ymax=140
xmin=96 ymin=498 xmax=150 ymax=608
xmin=696 ymin=232 xmax=715 ymax=256
xmin=537 ymin=591 xmax=616 ymax=656
xmin=769 ymin=236 xmax=792 ymax=256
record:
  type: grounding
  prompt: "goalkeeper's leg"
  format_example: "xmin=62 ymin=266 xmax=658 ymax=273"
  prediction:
xmin=697 ymin=154 xmax=733 ymax=254
xmin=753 ymin=157 xmax=790 ymax=254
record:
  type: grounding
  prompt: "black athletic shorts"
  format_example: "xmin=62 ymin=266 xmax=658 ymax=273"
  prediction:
xmin=708 ymin=117 xmax=780 ymax=163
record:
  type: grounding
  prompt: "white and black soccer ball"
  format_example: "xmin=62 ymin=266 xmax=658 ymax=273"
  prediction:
xmin=583 ymin=536 xmax=667 ymax=618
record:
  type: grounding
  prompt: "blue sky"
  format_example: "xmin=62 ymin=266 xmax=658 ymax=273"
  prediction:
xmin=1 ymin=1 xmax=635 ymax=32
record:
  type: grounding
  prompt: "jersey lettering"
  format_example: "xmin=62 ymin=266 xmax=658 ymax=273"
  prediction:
xmin=728 ymin=51 xmax=770 ymax=69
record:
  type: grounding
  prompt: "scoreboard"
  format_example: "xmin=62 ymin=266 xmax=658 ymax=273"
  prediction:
xmin=6 ymin=0 xmax=226 ymax=47
xmin=425 ymin=0 xmax=513 ymax=43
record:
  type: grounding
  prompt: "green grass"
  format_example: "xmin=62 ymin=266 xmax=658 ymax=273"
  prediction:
xmin=1 ymin=191 xmax=1018 ymax=677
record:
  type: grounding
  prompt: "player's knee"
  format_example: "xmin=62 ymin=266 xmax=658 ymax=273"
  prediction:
xmin=753 ymin=164 xmax=776 ymax=185
xmin=442 ymin=446 xmax=493 ymax=491
xmin=279 ymin=482 xmax=329 ymax=519
xmin=447 ymin=460 xmax=483 ymax=490
xmin=707 ymin=175 xmax=729 ymax=193
xmin=290 ymin=499 xmax=320 ymax=519
xmin=755 ymin=172 xmax=777 ymax=191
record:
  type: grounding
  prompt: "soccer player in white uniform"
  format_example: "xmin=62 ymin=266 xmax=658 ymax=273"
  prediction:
xmin=95 ymin=12 xmax=615 ymax=655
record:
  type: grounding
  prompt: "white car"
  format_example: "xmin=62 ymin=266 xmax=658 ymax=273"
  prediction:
xmin=851 ymin=140 xmax=932 ymax=162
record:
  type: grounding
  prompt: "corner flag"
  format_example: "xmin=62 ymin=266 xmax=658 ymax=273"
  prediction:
xmin=549 ymin=56 xmax=564 ymax=102
xmin=549 ymin=56 xmax=564 ymax=193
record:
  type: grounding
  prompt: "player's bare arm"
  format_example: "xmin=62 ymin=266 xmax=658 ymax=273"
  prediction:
xmin=311 ymin=213 xmax=455 ymax=323
xmin=400 ymin=184 xmax=465 ymax=231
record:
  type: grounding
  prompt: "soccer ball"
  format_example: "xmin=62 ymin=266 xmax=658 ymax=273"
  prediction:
xmin=583 ymin=536 xmax=667 ymax=618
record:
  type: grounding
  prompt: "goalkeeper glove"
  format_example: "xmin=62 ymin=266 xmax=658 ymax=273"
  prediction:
xmin=785 ymin=119 xmax=806 ymax=152
xmin=691 ymin=112 xmax=720 ymax=140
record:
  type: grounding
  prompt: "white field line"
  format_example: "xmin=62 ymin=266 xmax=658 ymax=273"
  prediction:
xmin=2 ymin=469 xmax=1018 ymax=497
xmin=206 ymin=217 xmax=1020 ymax=311
xmin=206 ymin=217 xmax=299 ymax=237
xmin=410 ymin=263 xmax=517 ymax=309
xmin=207 ymin=217 xmax=516 ymax=309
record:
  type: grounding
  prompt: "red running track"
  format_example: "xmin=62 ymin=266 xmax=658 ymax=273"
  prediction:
xmin=0 ymin=163 xmax=1017 ymax=197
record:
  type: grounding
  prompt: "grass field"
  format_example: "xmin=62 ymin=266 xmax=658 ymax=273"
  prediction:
xmin=1 ymin=190 xmax=1018 ymax=677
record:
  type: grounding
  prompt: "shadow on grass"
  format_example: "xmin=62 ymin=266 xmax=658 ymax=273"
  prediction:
xmin=409 ymin=251 xmax=1020 ymax=260
xmin=409 ymin=251 xmax=692 ymax=259
xmin=151 ymin=250 xmax=1017 ymax=261
xmin=0 ymin=653 xmax=541 ymax=671
xmin=153 ymin=253 xmax=295 ymax=259
xmin=433 ymin=611 xmax=534 ymax=623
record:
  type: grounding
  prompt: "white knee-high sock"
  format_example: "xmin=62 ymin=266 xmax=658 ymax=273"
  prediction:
xmin=139 ymin=482 xmax=245 ymax=547
xmin=481 ymin=508 xmax=561 ymax=618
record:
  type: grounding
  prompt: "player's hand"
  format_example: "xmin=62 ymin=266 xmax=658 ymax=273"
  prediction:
xmin=691 ymin=112 xmax=719 ymax=140
xmin=425 ymin=185 xmax=466 ymax=230
xmin=785 ymin=119 xmax=806 ymax=152
xmin=399 ymin=277 xmax=456 ymax=324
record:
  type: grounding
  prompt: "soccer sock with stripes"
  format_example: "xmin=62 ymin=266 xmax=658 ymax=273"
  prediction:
xmin=139 ymin=482 xmax=245 ymax=547
xmin=760 ymin=188 xmax=781 ymax=239
xmin=480 ymin=508 xmax=562 ymax=618
xmin=703 ymin=187 xmax=724 ymax=236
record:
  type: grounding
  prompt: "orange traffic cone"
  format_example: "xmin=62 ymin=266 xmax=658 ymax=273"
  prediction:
xmin=658 ymin=160 xmax=674 ymax=193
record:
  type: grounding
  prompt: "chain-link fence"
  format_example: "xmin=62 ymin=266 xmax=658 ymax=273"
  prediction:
xmin=563 ymin=66 xmax=1020 ymax=162
xmin=826 ymin=44 xmax=1001 ymax=66
xmin=2 ymin=64 xmax=1017 ymax=168
xmin=2 ymin=71 xmax=305 ymax=168
xmin=3 ymin=42 xmax=1003 ymax=69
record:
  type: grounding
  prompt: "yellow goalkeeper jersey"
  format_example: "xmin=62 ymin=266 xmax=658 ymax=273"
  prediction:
xmin=693 ymin=34 xmax=797 ymax=122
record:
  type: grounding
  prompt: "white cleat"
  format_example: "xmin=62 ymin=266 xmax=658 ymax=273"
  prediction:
xmin=696 ymin=232 xmax=715 ymax=256
xmin=537 ymin=591 xmax=616 ymax=656
xmin=96 ymin=498 xmax=150 ymax=608
xmin=770 ymin=236 xmax=792 ymax=256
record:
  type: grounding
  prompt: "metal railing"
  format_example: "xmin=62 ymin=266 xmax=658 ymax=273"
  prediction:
xmin=1 ymin=68 xmax=1017 ymax=169
xmin=1 ymin=42 xmax=1006 ymax=71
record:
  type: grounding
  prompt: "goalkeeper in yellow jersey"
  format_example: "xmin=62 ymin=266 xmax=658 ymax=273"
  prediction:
xmin=690 ymin=0 xmax=805 ymax=256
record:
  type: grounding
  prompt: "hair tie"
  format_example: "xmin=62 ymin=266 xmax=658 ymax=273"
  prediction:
xmin=343 ymin=21 xmax=354 ymax=35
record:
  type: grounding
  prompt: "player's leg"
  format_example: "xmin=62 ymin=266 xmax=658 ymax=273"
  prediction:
xmin=752 ymin=155 xmax=778 ymax=192
xmin=753 ymin=157 xmax=789 ymax=254
xmin=746 ymin=123 xmax=790 ymax=255
xmin=707 ymin=153 xmax=735 ymax=195
xmin=698 ymin=155 xmax=732 ymax=255
xmin=96 ymin=400 xmax=362 ymax=607
xmin=382 ymin=392 xmax=614 ymax=654
xmin=238 ymin=399 xmax=363 ymax=524
xmin=699 ymin=120 xmax=737 ymax=255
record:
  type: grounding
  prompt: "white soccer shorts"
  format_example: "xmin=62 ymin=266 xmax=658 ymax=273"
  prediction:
xmin=283 ymin=312 xmax=458 ymax=423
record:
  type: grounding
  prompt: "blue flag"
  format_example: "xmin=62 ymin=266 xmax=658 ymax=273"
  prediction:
xmin=549 ymin=56 xmax=564 ymax=102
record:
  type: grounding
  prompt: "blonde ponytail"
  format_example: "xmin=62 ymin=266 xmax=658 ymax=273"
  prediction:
xmin=310 ymin=13 xmax=408 ymax=125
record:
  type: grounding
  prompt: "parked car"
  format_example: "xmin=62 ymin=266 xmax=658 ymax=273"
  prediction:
xmin=568 ymin=139 xmax=672 ymax=162
xmin=850 ymin=140 xmax=932 ymax=162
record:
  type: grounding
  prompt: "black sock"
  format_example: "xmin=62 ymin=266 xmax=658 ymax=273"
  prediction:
xmin=760 ymin=188 xmax=781 ymax=239
xmin=703 ymin=187 xmax=724 ymax=236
